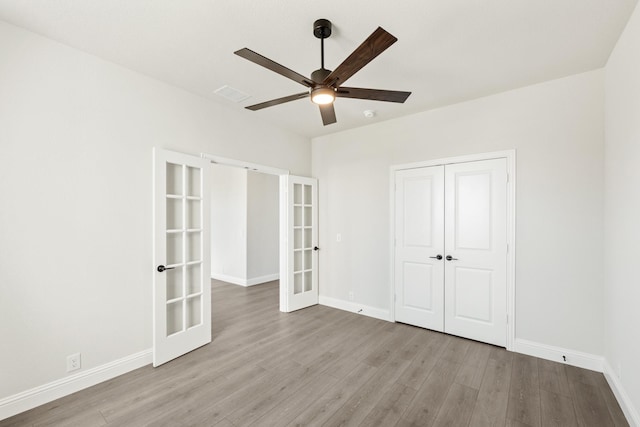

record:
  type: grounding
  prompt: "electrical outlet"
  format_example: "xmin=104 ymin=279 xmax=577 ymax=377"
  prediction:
xmin=67 ymin=353 xmax=81 ymax=372
xmin=348 ymin=291 xmax=354 ymax=301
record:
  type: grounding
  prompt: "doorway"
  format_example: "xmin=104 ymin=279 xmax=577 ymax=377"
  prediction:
xmin=390 ymin=151 xmax=516 ymax=349
xmin=153 ymin=149 xmax=319 ymax=367
xmin=210 ymin=164 xmax=280 ymax=287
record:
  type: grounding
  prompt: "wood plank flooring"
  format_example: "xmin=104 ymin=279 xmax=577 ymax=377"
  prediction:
xmin=1 ymin=279 xmax=628 ymax=427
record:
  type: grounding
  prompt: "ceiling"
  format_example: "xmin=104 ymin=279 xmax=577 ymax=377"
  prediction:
xmin=0 ymin=0 xmax=637 ymax=139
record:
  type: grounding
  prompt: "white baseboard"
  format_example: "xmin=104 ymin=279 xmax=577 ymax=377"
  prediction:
xmin=512 ymin=338 xmax=603 ymax=371
xmin=0 ymin=349 xmax=152 ymax=421
xmin=319 ymin=295 xmax=391 ymax=322
xmin=211 ymin=273 xmax=246 ymax=286
xmin=315 ymin=300 xmax=605 ymax=375
xmin=211 ymin=273 xmax=278 ymax=287
xmin=246 ymin=273 xmax=279 ymax=286
xmin=603 ymin=360 xmax=640 ymax=427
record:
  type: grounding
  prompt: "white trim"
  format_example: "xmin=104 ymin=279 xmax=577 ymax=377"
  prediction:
xmin=505 ymin=151 xmax=516 ymax=351
xmin=279 ymin=175 xmax=288 ymax=312
xmin=246 ymin=273 xmax=279 ymax=286
xmin=512 ymin=338 xmax=603 ymax=371
xmin=0 ymin=349 xmax=152 ymax=421
xmin=390 ymin=149 xmax=517 ymax=170
xmin=389 ymin=149 xmax=517 ymax=350
xmin=200 ymin=153 xmax=289 ymax=176
xmin=319 ymin=296 xmax=391 ymax=322
xmin=389 ymin=167 xmax=396 ymax=324
xmin=603 ymin=360 xmax=640 ymax=427
xmin=211 ymin=273 xmax=247 ymax=286
xmin=211 ymin=273 xmax=279 ymax=287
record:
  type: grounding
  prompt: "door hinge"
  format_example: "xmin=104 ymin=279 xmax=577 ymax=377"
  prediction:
xmin=506 ymin=173 xmax=509 ymax=183
xmin=506 ymin=243 xmax=509 ymax=253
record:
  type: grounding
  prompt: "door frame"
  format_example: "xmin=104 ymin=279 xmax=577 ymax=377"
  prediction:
xmin=389 ymin=149 xmax=516 ymax=350
xmin=200 ymin=153 xmax=311 ymax=313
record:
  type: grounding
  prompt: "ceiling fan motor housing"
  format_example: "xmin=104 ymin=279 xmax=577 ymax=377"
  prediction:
xmin=311 ymin=67 xmax=332 ymax=84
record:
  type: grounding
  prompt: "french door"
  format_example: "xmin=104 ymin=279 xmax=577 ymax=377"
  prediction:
xmin=152 ymin=150 xmax=320 ymax=364
xmin=280 ymin=175 xmax=319 ymax=312
xmin=394 ymin=158 xmax=508 ymax=347
xmin=153 ymin=148 xmax=211 ymax=367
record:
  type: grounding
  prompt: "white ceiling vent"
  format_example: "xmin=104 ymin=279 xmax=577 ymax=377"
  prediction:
xmin=214 ymin=85 xmax=251 ymax=103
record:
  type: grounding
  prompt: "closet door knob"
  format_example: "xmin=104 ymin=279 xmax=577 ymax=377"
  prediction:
xmin=445 ymin=255 xmax=458 ymax=261
xmin=157 ymin=265 xmax=175 ymax=273
xmin=429 ymin=255 xmax=443 ymax=260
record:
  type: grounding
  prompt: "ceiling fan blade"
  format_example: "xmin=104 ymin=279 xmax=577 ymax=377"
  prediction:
xmin=322 ymin=27 xmax=397 ymax=88
xmin=336 ymin=87 xmax=411 ymax=103
xmin=235 ymin=48 xmax=314 ymax=88
xmin=319 ymin=104 xmax=337 ymax=126
xmin=245 ymin=92 xmax=309 ymax=111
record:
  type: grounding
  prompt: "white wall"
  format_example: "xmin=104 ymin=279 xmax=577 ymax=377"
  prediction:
xmin=210 ymin=165 xmax=247 ymax=281
xmin=210 ymin=167 xmax=279 ymax=285
xmin=0 ymin=20 xmax=310 ymax=401
xmin=312 ymin=69 xmax=605 ymax=356
xmin=604 ymin=1 xmax=640 ymax=421
xmin=247 ymin=171 xmax=279 ymax=281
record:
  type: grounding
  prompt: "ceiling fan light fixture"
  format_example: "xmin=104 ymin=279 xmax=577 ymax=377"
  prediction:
xmin=310 ymin=86 xmax=335 ymax=105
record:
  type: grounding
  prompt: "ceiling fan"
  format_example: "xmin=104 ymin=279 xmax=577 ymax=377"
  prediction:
xmin=234 ymin=19 xmax=411 ymax=126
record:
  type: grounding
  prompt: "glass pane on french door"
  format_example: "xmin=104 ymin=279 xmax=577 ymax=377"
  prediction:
xmin=165 ymin=164 xmax=204 ymax=335
xmin=292 ymin=182 xmax=314 ymax=294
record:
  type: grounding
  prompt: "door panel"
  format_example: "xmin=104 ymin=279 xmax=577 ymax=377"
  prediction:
xmin=280 ymin=175 xmax=318 ymax=312
xmin=452 ymin=267 xmax=493 ymax=322
xmin=403 ymin=178 xmax=434 ymax=247
xmin=394 ymin=166 xmax=445 ymax=331
xmin=402 ymin=262 xmax=434 ymax=311
xmin=153 ymin=148 xmax=211 ymax=367
xmin=444 ymin=158 xmax=507 ymax=346
xmin=455 ymin=172 xmax=492 ymax=249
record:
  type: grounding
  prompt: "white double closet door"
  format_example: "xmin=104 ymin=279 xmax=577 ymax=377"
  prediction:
xmin=394 ymin=158 xmax=507 ymax=347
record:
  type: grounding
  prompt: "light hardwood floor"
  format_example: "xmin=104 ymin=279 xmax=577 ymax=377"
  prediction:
xmin=2 ymin=279 xmax=628 ymax=427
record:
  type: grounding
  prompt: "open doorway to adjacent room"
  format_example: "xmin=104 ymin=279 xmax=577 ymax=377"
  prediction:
xmin=210 ymin=164 xmax=280 ymax=289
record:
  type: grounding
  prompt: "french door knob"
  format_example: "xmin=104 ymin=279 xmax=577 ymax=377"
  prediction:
xmin=313 ymin=246 xmax=320 ymax=251
xmin=157 ymin=265 xmax=175 ymax=273
xmin=445 ymin=255 xmax=458 ymax=261
xmin=429 ymin=255 xmax=443 ymax=260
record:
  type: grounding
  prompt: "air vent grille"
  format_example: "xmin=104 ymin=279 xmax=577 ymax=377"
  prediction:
xmin=214 ymin=85 xmax=251 ymax=103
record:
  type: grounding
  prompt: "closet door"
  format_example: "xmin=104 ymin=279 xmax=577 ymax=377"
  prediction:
xmin=443 ymin=158 xmax=507 ymax=346
xmin=394 ymin=166 xmax=445 ymax=331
